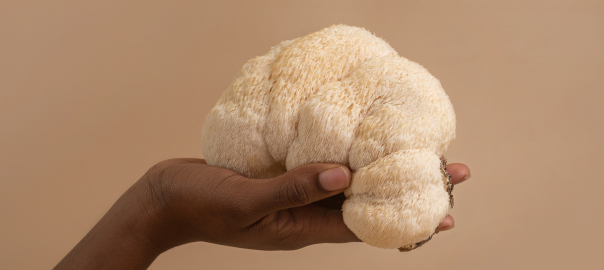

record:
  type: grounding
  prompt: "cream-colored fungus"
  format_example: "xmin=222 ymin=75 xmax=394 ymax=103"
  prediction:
xmin=201 ymin=25 xmax=456 ymax=249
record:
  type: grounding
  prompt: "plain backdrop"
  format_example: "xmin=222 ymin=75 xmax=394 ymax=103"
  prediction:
xmin=1 ymin=1 xmax=603 ymax=269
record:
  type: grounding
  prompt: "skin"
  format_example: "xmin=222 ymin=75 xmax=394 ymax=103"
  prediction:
xmin=54 ymin=158 xmax=471 ymax=270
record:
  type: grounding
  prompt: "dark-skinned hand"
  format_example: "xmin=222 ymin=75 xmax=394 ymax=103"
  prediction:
xmin=54 ymin=158 xmax=471 ymax=270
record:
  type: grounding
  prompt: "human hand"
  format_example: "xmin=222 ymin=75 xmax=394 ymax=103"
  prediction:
xmin=55 ymin=158 xmax=470 ymax=269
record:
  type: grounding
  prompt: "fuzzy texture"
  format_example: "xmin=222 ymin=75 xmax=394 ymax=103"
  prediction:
xmin=201 ymin=25 xmax=456 ymax=249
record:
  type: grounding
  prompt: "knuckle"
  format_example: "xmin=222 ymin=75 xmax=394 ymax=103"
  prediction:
xmin=282 ymin=177 xmax=311 ymax=206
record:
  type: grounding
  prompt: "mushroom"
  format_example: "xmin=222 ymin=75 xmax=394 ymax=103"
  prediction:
xmin=201 ymin=25 xmax=456 ymax=250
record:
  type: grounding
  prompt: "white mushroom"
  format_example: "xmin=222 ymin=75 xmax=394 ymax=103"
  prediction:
xmin=201 ymin=25 xmax=456 ymax=249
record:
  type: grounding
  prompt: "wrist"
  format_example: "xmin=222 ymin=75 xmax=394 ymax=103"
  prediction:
xmin=119 ymin=178 xmax=177 ymax=257
xmin=55 ymin=180 xmax=167 ymax=269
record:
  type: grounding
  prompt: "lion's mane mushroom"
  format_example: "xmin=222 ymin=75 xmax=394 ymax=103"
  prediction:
xmin=201 ymin=25 xmax=456 ymax=250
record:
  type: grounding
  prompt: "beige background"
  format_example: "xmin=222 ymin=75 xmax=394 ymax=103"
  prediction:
xmin=1 ymin=0 xmax=603 ymax=269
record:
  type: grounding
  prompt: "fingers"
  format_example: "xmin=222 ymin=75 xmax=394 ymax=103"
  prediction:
xmin=284 ymin=205 xmax=361 ymax=246
xmin=309 ymin=208 xmax=361 ymax=244
xmin=312 ymin=193 xmax=346 ymax=210
xmin=446 ymin=163 xmax=471 ymax=184
xmin=255 ymin=164 xmax=351 ymax=214
xmin=437 ymin=214 xmax=454 ymax=232
xmin=439 ymin=162 xmax=468 ymax=233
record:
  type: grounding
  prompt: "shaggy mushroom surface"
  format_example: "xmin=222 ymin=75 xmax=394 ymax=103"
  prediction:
xmin=201 ymin=25 xmax=456 ymax=249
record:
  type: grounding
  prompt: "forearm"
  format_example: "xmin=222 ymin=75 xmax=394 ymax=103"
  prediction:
xmin=54 ymin=182 xmax=164 ymax=270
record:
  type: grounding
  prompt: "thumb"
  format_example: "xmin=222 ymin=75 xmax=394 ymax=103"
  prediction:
xmin=256 ymin=164 xmax=351 ymax=213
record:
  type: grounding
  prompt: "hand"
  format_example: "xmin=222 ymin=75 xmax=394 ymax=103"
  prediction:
xmin=55 ymin=158 xmax=470 ymax=269
xmin=141 ymin=158 xmax=359 ymax=251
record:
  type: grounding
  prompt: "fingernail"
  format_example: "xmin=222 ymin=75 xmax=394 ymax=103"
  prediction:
xmin=319 ymin=167 xmax=350 ymax=191
xmin=462 ymin=174 xmax=472 ymax=181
